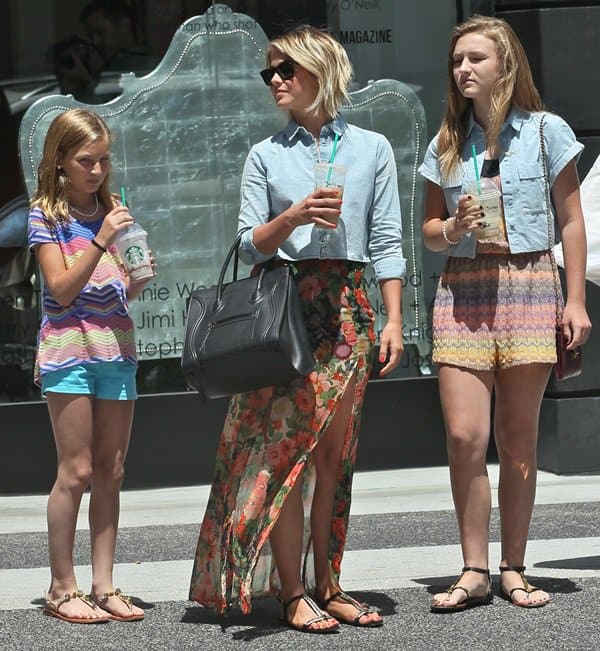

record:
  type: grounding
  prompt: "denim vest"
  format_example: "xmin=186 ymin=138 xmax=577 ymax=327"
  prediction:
xmin=419 ymin=109 xmax=584 ymax=258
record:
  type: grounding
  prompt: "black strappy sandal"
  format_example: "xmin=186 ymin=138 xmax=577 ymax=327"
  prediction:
xmin=430 ymin=566 xmax=492 ymax=613
xmin=317 ymin=590 xmax=383 ymax=627
xmin=281 ymin=593 xmax=340 ymax=634
xmin=499 ymin=565 xmax=550 ymax=608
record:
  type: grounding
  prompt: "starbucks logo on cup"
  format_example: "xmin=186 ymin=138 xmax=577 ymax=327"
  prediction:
xmin=125 ymin=245 xmax=145 ymax=265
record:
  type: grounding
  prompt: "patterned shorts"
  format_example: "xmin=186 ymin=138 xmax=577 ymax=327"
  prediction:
xmin=432 ymin=251 xmax=559 ymax=370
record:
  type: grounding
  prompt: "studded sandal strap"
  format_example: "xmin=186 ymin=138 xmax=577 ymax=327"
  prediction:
xmin=282 ymin=593 xmax=336 ymax=628
xmin=320 ymin=590 xmax=376 ymax=620
xmin=283 ymin=593 xmax=325 ymax=618
xmin=45 ymin=590 xmax=97 ymax=612
xmin=97 ymin=588 xmax=134 ymax=610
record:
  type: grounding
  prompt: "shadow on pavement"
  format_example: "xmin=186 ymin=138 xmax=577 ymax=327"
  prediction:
xmin=535 ymin=555 xmax=600 ymax=571
xmin=181 ymin=601 xmax=284 ymax=642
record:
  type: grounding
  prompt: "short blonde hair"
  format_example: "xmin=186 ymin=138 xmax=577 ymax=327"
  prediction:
xmin=30 ymin=109 xmax=115 ymax=224
xmin=267 ymin=25 xmax=352 ymax=121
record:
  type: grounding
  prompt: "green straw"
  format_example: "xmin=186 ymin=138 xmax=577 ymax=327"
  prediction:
xmin=120 ymin=186 xmax=127 ymax=207
xmin=471 ymin=144 xmax=481 ymax=195
xmin=326 ymin=133 xmax=340 ymax=184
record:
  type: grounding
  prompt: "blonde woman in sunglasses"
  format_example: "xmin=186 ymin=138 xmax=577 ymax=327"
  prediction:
xmin=189 ymin=25 xmax=405 ymax=633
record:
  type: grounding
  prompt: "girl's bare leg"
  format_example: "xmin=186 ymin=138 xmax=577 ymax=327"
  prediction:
xmin=431 ymin=365 xmax=495 ymax=607
xmin=88 ymin=399 xmax=143 ymax=618
xmin=494 ymin=363 xmax=552 ymax=606
xmin=46 ymin=393 xmax=105 ymax=620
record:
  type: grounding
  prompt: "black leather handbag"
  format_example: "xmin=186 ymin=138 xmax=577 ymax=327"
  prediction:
xmin=181 ymin=229 xmax=315 ymax=398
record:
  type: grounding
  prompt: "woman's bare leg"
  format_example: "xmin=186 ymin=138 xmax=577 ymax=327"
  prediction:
xmin=431 ymin=365 xmax=495 ymax=607
xmin=310 ymin=374 xmax=381 ymax=625
xmin=270 ymin=471 xmax=337 ymax=630
xmin=494 ymin=363 xmax=552 ymax=606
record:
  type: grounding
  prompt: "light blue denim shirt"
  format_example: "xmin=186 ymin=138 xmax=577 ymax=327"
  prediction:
xmin=238 ymin=115 xmax=406 ymax=280
xmin=418 ymin=109 xmax=584 ymax=257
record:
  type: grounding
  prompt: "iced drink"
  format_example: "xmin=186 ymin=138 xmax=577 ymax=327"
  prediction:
xmin=314 ymin=162 xmax=346 ymax=227
xmin=115 ymin=222 xmax=154 ymax=282
xmin=466 ymin=178 xmax=503 ymax=241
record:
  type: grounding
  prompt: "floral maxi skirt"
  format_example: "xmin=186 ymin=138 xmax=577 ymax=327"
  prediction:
xmin=189 ymin=260 xmax=376 ymax=614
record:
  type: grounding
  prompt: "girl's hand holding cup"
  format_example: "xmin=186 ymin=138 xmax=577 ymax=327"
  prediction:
xmin=96 ymin=205 xmax=134 ymax=248
xmin=452 ymin=194 xmax=485 ymax=237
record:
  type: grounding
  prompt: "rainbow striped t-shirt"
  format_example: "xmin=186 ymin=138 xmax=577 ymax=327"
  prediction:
xmin=28 ymin=207 xmax=137 ymax=383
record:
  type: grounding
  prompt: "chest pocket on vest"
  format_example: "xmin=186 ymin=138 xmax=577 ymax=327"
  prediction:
xmin=517 ymin=162 xmax=545 ymax=217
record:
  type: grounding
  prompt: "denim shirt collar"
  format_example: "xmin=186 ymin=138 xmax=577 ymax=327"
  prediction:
xmin=283 ymin=114 xmax=348 ymax=142
xmin=465 ymin=106 xmax=529 ymax=139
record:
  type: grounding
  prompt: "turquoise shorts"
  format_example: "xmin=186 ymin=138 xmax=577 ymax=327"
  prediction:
xmin=41 ymin=362 xmax=137 ymax=400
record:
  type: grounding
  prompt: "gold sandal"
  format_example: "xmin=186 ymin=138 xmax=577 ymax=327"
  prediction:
xmin=43 ymin=590 xmax=109 ymax=624
xmin=94 ymin=588 xmax=144 ymax=621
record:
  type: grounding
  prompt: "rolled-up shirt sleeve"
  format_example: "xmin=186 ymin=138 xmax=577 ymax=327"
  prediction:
xmin=544 ymin=114 xmax=584 ymax=188
xmin=368 ymin=137 xmax=406 ymax=280
xmin=418 ymin=135 xmax=441 ymax=186
xmin=237 ymin=147 xmax=276 ymax=265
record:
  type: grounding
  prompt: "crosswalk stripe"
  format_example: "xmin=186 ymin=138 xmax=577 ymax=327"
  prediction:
xmin=2 ymin=466 xmax=599 ymax=534
xmin=3 ymin=537 xmax=599 ymax=611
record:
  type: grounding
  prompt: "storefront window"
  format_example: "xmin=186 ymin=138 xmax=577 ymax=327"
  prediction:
xmin=1 ymin=0 xmax=461 ymax=402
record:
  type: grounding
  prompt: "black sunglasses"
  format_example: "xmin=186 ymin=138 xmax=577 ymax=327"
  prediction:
xmin=260 ymin=59 xmax=296 ymax=86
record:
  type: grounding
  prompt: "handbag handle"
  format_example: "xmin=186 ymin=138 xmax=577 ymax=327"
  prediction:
xmin=215 ymin=226 xmax=253 ymax=306
xmin=539 ymin=114 xmax=562 ymax=328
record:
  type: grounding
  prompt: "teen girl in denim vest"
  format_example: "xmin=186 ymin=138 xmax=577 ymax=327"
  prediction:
xmin=419 ymin=16 xmax=591 ymax=611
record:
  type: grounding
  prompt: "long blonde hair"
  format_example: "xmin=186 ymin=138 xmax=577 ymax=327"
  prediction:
xmin=267 ymin=25 xmax=352 ymax=121
xmin=438 ymin=15 xmax=543 ymax=180
xmin=30 ymin=109 xmax=115 ymax=223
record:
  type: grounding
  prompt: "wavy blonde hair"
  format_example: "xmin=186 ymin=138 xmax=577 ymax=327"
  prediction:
xmin=267 ymin=25 xmax=352 ymax=121
xmin=31 ymin=109 xmax=116 ymax=223
xmin=438 ymin=15 xmax=543 ymax=180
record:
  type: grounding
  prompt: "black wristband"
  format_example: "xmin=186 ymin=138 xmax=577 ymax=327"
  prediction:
xmin=91 ymin=238 xmax=107 ymax=253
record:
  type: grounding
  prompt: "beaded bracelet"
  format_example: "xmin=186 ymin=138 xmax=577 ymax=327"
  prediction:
xmin=91 ymin=238 xmax=107 ymax=253
xmin=442 ymin=218 xmax=462 ymax=246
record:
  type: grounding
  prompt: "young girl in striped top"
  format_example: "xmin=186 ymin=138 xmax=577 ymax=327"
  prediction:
xmin=28 ymin=108 xmax=153 ymax=623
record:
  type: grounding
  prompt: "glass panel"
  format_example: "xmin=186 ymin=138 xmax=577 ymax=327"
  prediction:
xmin=4 ymin=0 xmax=461 ymax=399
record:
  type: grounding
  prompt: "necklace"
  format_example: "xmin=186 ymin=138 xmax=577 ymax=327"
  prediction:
xmin=70 ymin=193 xmax=99 ymax=218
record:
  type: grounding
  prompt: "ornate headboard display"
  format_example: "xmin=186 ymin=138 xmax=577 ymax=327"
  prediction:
xmin=19 ymin=4 xmax=430 ymax=377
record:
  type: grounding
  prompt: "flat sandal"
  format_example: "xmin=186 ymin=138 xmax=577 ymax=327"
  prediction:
xmin=43 ymin=590 xmax=110 ymax=624
xmin=499 ymin=565 xmax=550 ymax=608
xmin=317 ymin=590 xmax=383 ymax=627
xmin=430 ymin=566 xmax=492 ymax=613
xmin=93 ymin=588 xmax=144 ymax=621
xmin=281 ymin=593 xmax=340 ymax=634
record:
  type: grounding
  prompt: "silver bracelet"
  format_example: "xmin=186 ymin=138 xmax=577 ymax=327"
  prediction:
xmin=442 ymin=217 xmax=462 ymax=246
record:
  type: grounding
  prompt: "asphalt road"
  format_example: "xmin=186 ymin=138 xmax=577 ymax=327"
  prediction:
xmin=1 ymin=466 xmax=599 ymax=650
